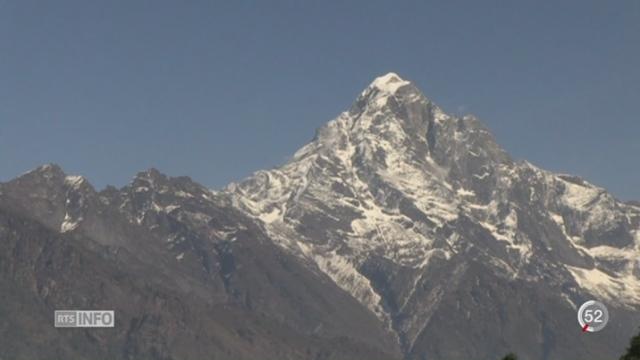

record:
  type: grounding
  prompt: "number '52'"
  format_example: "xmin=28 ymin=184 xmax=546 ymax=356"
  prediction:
xmin=584 ymin=309 xmax=604 ymax=323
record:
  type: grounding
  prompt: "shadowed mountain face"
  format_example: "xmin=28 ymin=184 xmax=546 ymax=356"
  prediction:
xmin=0 ymin=166 xmax=400 ymax=360
xmin=1 ymin=73 xmax=639 ymax=360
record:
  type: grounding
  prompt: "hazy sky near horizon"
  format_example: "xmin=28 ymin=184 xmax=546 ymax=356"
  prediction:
xmin=1 ymin=1 xmax=639 ymax=199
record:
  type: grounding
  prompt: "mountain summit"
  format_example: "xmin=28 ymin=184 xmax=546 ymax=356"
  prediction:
xmin=368 ymin=72 xmax=410 ymax=91
xmin=1 ymin=74 xmax=639 ymax=360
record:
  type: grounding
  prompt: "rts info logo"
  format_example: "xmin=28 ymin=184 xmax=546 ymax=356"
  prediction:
xmin=54 ymin=310 xmax=115 ymax=328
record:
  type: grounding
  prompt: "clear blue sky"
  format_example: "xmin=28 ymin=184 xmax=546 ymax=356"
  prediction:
xmin=1 ymin=1 xmax=639 ymax=200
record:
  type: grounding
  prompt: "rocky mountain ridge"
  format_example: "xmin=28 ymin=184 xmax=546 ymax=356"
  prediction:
xmin=1 ymin=73 xmax=639 ymax=359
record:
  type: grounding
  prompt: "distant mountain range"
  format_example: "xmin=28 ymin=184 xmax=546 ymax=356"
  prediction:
xmin=1 ymin=73 xmax=638 ymax=360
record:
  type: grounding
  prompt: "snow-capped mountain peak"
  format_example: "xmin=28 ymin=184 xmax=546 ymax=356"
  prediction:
xmin=352 ymin=72 xmax=429 ymax=118
xmin=368 ymin=72 xmax=411 ymax=93
xmin=228 ymin=73 xmax=640 ymax=337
